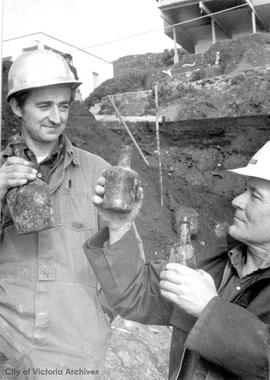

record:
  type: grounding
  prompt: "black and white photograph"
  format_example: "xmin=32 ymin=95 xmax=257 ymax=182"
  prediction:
xmin=1 ymin=1 xmax=270 ymax=379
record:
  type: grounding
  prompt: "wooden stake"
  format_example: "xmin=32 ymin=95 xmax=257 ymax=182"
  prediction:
xmin=154 ymin=84 xmax=163 ymax=207
xmin=107 ymin=95 xmax=150 ymax=167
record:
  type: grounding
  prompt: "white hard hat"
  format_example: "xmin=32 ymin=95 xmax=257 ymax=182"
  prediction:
xmin=228 ymin=141 xmax=270 ymax=181
xmin=7 ymin=49 xmax=81 ymax=101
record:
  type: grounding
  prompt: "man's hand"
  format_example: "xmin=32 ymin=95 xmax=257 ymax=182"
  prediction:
xmin=92 ymin=173 xmax=143 ymax=244
xmin=160 ymin=263 xmax=218 ymax=317
xmin=0 ymin=157 xmax=37 ymax=200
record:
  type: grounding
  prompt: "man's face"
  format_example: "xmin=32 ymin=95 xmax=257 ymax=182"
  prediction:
xmin=229 ymin=177 xmax=270 ymax=246
xmin=16 ymin=84 xmax=72 ymax=146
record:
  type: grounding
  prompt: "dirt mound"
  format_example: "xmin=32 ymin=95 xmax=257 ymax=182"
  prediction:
xmin=88 ymin=33 xmax=270 ymax=122
xmin=160 ymin=66 xmax=270 ymax=120
xmin=205 ymin=32 xmax=270 ymax=74
xmin=156 ymin=33 xmax=270 ymax=121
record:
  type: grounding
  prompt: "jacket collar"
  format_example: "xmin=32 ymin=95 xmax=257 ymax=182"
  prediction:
xmin=228 ymin=244 xmax=270 ymax=279
xmin=1 ymin=133 xmax=80 ymax=167
xmin=228 ymin=245 xmax=270 ymax=283
xmin=63 ymin=134 xmax=80 ymax=166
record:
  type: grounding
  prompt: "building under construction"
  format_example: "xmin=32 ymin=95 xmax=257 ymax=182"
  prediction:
xmin=157 ymin=0 xmax=270 ymax=56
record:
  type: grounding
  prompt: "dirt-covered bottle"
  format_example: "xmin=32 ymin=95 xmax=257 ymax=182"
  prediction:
xmin=169 ymin=217 xmax=196 ymax=268
xmin=102 ymin=145 xmax=138 ymax=212
xmin=5 ymin=135 xmax=55 ymax=234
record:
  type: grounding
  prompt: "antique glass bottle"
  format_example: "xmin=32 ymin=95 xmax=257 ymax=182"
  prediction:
xmin=6 ymin=135 xmax=55 ymax=234
xmin=102 ymin=145 xmax=138 ymax=212
xmin=169 ymin=217 xmax=196 ymax=268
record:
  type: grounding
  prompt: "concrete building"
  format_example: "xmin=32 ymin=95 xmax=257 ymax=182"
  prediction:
xmin=157 ymin=0 xmax=270 ymax=58
xmin=2 ymin=32 xmax=113 ymax=99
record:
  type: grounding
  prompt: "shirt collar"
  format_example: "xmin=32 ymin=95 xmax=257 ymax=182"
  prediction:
xmin=228 ymin=245 xmax=246 ymax=277
xmin=64 ymin=134 xmax=80 ymax=166
xmin=39 ymin=134 xmax=65 ymax=166
xmin=2 ymin=133 xmax=80 ymax=167
xmin=228 ymin=244 xmax=270 ymax=277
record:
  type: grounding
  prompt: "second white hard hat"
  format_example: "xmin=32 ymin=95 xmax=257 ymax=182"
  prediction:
xmin=228 ymin=141 xmax=270 ymax=181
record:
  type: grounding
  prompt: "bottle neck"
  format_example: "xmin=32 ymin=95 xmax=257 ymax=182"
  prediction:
xmin=9 ymin=136 xmax=38 ymax=168
xmin=118 ymin=145 xmax=132 ymax=168
xmin=10 ymin=141 xmax=25 ymax=158
xmin=179 ymin=221 xmax=191 ymax=245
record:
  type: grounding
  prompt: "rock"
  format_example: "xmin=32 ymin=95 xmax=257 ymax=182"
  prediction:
xmin=104 ymin=317 xmax=171 ymax=380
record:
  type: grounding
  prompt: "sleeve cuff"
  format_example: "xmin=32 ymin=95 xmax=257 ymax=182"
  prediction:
xmin=84 ymin=225 xmax=143 ymax=290
xmin=85 ymin=226 xmax=110 ymax=249
xmin=185 ymin=296 xmax=269 ymax=377
xmin=186 ymin=296 xmax=219 ymax=348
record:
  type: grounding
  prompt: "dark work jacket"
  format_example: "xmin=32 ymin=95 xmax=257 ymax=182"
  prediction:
xmin=84 ymin=227 xmax=270 ymax=380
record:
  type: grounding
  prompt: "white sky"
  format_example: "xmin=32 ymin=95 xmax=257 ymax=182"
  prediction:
xmin=2 ymin=0 xmax=173 ymax=62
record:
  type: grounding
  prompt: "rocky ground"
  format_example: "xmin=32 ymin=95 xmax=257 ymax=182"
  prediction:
xmin=104 ymin=317 xmax=171 ymax=380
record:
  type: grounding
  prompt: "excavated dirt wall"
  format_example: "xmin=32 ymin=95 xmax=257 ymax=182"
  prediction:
xmin=153 ymin=114 xmax=270 ymax=197
xmin=65 ymin=111 xmax=270 ymax=265
xmin=110 ymin=114 xmax=270 ymax=263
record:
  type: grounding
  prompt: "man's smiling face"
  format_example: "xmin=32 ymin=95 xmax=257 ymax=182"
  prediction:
xmin=229 ymin=177 xmax=270 ymax=246
xmin=16 ymin=84 xmax=72 ymax=146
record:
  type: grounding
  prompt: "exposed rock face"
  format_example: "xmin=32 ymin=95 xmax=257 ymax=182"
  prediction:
xmin=96 ymin=90 xmax=155 ymax=116
xmin=159 ymin=66 xmax=270 ymax=121
xmin=157 ymin=33 xmax=270 ymax=120
xmin=88 ymin=33 xmax=270 ymax=122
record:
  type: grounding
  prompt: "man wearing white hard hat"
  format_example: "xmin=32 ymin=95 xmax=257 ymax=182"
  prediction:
xmin=84 ymin=141 xmax=270 ymax=379
xmin=0 ymin=49 xmax=112 ymax=379
xmin=228 ymin=140 xmax=270 ymax=180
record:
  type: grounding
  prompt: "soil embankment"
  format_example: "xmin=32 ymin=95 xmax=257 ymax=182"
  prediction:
xmin=66 ymin=109 xmax=270 ymax=263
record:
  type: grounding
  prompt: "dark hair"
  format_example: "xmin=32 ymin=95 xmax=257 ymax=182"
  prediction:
xmin=12 ymin=90 xmax=32 ymax=107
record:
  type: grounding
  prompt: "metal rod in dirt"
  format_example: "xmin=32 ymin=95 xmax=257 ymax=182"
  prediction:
xmin=107 ymin=95 xmax=150 ymax=166
xmin=154 ymin=83 xmax=163 ymax=207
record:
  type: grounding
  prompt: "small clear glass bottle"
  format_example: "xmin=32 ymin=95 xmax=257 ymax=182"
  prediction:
xmin=102 ymin=145 xmax=138 ymax=212
xmin=169 ymin=217 xmax=196 ymax=268
xmin=6 ymin=135 xmax=55 ymax=234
